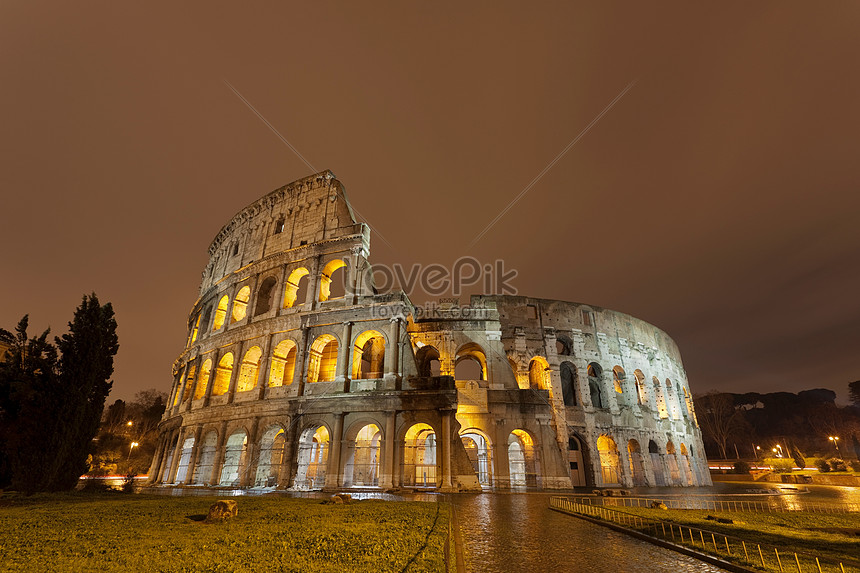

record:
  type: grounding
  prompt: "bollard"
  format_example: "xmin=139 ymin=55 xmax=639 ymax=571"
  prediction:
xmin=758 ymin=545 xmax=765 ymax=568
xmin=712 ymin=533 xmax=717 ymax=552
xmin=794 ymin=553 xmax=802 ymax=573
xmin=742 ymin=541 xmax=749 ymax=561
xmin=700 ymin=530 xmax=705 ymax=548
xmin=775 ymin=548 xmax=783 ymax=572
xmin=724 ymin=537 xmax=731 ymax=555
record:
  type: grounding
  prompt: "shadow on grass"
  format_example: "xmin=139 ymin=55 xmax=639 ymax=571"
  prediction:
xmin=186 ymin=514 xmax=207 ymax=522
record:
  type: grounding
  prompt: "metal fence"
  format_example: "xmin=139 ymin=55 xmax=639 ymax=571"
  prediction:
xmin=550 ymin=497 xmax=859 ymax=573
xmin=572 ymin=495 xmax=860 ymax=514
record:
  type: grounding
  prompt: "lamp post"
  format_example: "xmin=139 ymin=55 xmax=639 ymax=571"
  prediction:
xmin=828 ymin=436 xmax=841 ymax=457
xmin=127 ymin=441 xmax=139 ymax=462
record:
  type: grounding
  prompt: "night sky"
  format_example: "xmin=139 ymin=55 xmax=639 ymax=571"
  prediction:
xmin=2 ymin=3 xmax=859 ymax=403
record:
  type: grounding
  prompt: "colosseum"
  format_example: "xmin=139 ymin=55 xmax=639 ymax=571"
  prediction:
xmin=149 ymin=170 xmax=710 ymax=492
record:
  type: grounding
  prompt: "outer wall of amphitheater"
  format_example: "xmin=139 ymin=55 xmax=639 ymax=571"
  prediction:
xmin=150 ymin=171 xmax=711 ymax=492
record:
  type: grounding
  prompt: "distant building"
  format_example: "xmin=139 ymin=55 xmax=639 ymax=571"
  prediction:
xmin=150 ymin=171 xmax=710 ymax=491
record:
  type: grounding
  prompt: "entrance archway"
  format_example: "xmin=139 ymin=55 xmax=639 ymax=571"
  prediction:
xmin=627 ymin=439 xmax=646 ymax=486
xmin=192 ymin=431 xmax=217 ymax=485
xmin=344 ymin=423 xmax=382 ymax=487
xmin=597 ymin=435 xmax=621 ymax=485
xmin=508 ymin=429 xmax=538 ymax=488
xmin=294 ymin=425 xmax=329 ymax=490
xmin=460 ymin=430 xmax=492 ymax=487
xmin=254 ymin=426 xmax=286 ymax=487
xmin=403 ymin=423 xmax=437 ymax=488
xmin=219 ymin=430 xmax=248 ymax=486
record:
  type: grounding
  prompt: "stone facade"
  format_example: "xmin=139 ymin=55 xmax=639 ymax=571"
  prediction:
xmin=150 ymin=171 xmax=710 ymax=491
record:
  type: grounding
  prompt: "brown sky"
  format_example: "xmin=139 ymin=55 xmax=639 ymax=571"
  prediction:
xmin=2 ymin=2 xmax=859 ymax=403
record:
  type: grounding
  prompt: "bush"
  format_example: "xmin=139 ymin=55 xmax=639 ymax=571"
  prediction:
xmin=814 ymin=458 xmax=830 ymax=472
xmin=848 ymin=459 xmax=860 ymax=472
xmin=764 ymin=457 xmax=794 ymax=473
xmin=828 ymin=458 xmax=847 ymax=472
xmin=733 ymin=461 xmax=751 ymax=474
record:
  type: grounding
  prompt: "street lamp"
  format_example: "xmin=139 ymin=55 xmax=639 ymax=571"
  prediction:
xmin=772 ymin=444 xmax=783 ymax=458
xmin=127 ymin=441 xmax=139 ymax=462
xmin=829 ymin=436 xmax=841 ymax=456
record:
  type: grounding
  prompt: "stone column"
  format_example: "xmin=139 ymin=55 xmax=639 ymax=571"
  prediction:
xmin=306 ymin=257 xmax=321 ymax=311
xmin=277 ymin=416 xmax=294 ymax=489
xmin=148 ymin=437 xmax=166 ymax=484
xmin=324 ymin=412 xmax=345 ymax=491
xmin=183 ymin=426 xmax=204 ymax=485
xmin=241 ymin=417 xmax=261 ymax=487
xmin=383 ymin=317 xmax=401 ymax=390
xmin=336 ymin=321 xmax=353 ymax=392
xmin=379 ymin=410 xmax=396 ymax=489
xmin=276 ymin=263 xmax=291 ymax=316
xmin=494 ymin=422 xmax=511 ymax=490
xmin=257 ymin=334 xmax=274 ymax=400
xmin=184 ymin=358 xmax=197 ymax=413
xmin=349 ymin=245 xmax=365 ymax=304
xmin=441 ymin=410 xmax=454 ymax=490
xmin=294 ymin=325 xmax=310 ymax=397
xmin=226 ymin=342 xmax=244 ymax=405
xmin=209 ymin=420 xmax=228 ymax=485
xmin=166 ymin=427 xmax=186 ymax=485
xmin=202 ymin=348 xmax=221 ymax=408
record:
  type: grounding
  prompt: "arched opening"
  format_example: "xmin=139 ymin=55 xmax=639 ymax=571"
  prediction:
xmin=199 ymin=305 xmax=212 ymax=334
xmin=633 ymin=370 xmax=647 ymax=406
xmin=294 ymin=425 xmax=329 ymax=490
xmin=460 ymin=430 xmax=492 ymax=487
xmin=682 ymin=386 xmax=697 ymax=425
xmin=254 ymin=426 xmax=286 ymax=487
xmin=219 ymin=430 xmax=248 ymax=486
xmin=254 ymin=277 xmax=278 ymax=316
xmin=344 ymin=424 xmax=382 ymax=487
xmin=212 ymin=295 xmax=229 ymax=331
xmin=567 ymin=434 xmax=586 ymax=486
xmin=415 ymin=345 xmax=442 ymax=377
xmin=654 ymin=377 xmax=668 ymax=418
xmin=307 ymin=334 xmax=338 ymax=384
xmin=560 ymin=361 xmax=578 ymax=406
xmin=587 ymin=363 xmax=604 ymax=408
xmin=648 ymin=439 xmax=665 ymax=486
xmin=528 ymin=356 xmax=551 ymax=391
xmin=679 ymin=442 xmax=693 ymax=485
xmin=597 ymin=435 xmax=621 ymax=485
xmin=192 ymin=431 xmax=217 ymax=485
xmin=231 ymin=286 xmax=251 ymax=323
xmin=666 ymin=379 xmax=679 ymax=419
xmin=188 ymin=314 xmax=200 ymax=347
xmin=612 ymin=366 xmax=626 ymax=396
xmin=403 ymin=423 xmax=437 ymax=488
xmin=268 ymin=340 xmax=297 ymax=387
xmin=627 ymin=439 xmax=646 ymax=486
xmin=666 ymin=440 xmax=681 ymax=482
xmin=174 ymin=436 xmax=195 ymax=483
xmin=181 ymin=362 xmax=197 ymax=403
xmin=212 ymin=352 xmax=234 ymax=396
xmin=352 ymin=330 xmax=385 ymax=380
xmin=555 ymin=335 xmax=572 ymax=356
xmin=194 ymin=359 xmax=212 ymax=400
xmin=508 ymin=429 xmax=538 ymax=488
xmin=236 ymin=346 xmax=262 ymax=392
xmin=454 ymin=343 xmax=486 ymax=381
xmin=283 ymin=267 xmax=310 ymax=309
xmin=319 ymin=259 xmax=347 ymax=302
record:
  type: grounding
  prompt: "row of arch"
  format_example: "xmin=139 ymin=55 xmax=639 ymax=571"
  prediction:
xmin=596 ymin=435 xmax=701 ymax=486
xmin=171 ymin=329 xmax=389 ymax=407
xmin=187 ymin=259 xmax=349 ymax=347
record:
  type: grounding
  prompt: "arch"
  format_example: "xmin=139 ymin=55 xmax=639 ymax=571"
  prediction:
xmin=307 ymin=334 xmax=338 ymax=383
xmin=254 ymin=425 xmax=286 ymax=487
xmin=508 ymin=429 xmax=539 ymax=488
xmin=597 ymin=435 xmax=621 ymax=485
xmin=460 ymin=429 xmax=492 ymax=487
xmin=560 ymin=361 xmax=578 ymax=406
xmin=612 ymin=366 xmax=626 ymax=394
xmin=665 ymin=440 xmax=681 ymax=482
xmin=566 ymin=433 xmax=587 ymax=486
xmin=587 ymin=362 xmax=604 ymax=408
xmin=174 ymin=436 xmax=195 ymax=483
xmin=403 ymin=423 xmax=437 ymax=488
xmin=212 ymin=352 xmax=234 ymax=396
xmin=192 ymin=431 xmax=217 ymax=485
xmin=194 ymin=359 xmax=212 ymax=400
xmin=219 ymin=430 xmax=248 ymax=486
xmin=294 ymin=425 xmax=329 ymax=490
xmin=454 ymin=342 xmax=487 ymax=381
xmin=627 ymin=439 xmax=646 ymax=486
xmin=188 ymin=314 xmax=200 ymax=347
xmin=199 ymin=305 xmax=212 ymax=333
xmin=236 ymin=346 xmax=262 ymax=392
xmin=344 ymin=423 xmax=382 ymax=487
xmin=654 ymin=376 xmax=668 ymax=418
xmin=415 ymin=345 xmax=441 ymax=377
xmin=555 ymin=334 xmax=573 ymax=356
xmin=254 ymin=277 xmax=278 ymax=316
xmin=633 ymin=370 xmax=647 ymax=406
xmin=231 ymin=286 xmax=251 ymax=323
xmin=283 ymin=267 xmax=310 ymax=309
xmin=319 ymin=259 xmax=347 ymax=302
xmin=352 ymin=330 xmax=385 ymax=380
xmin=682 ymin=386 xmax=697 ymax=425
xmin=212 ymin=295 xmax=229 ymax=331
xmin=528 ymin=356 xmax=551 ymax=391
xmin=268 ymin=340 xmax=297 ymax=387
xmin=648 ymin=439 xmax=665 ymax=486
xmin=181 ymin=362 xmax=197 ymax=403
xmin=666 ymin=379 xmax=679 ymax=419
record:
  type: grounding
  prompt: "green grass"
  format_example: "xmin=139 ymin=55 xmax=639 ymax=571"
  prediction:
xmin=0 ymin=493 xmax=449 ymax=572
xmin=615 ymin=506 xmax=860 ymax=572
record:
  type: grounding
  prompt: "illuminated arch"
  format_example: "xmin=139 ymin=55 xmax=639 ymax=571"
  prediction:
xmin=254 ymin=425 xmax=286 ymax=487
xmin=597 ymin=434 xmax=621 ymax=485
xmin=181 ymin=362 xmax=197 ymax=403
xmin=344 ymin=423 xmax=382 ymax=487
xmin=319 ymin=259 xmax=347 ymax=302
xmin=212 ymin=295 xmax=229 ymax=331
xmin=212 ymin=352 xmax=234 ymax=396
xmin=633 ymin=370 xmax=647 ymax=405
xmin=460 ymin=428 xmax=493 ymax=487
xmin=403 ymin=423 xmax=437 ymax=488
xmin=307 ymin=334 xmax=338 ymax=383
xmin=455 ymin=342 xmax=487 ymax=381
xmin=283 ymin=267 xmax=310 ymax=309
xmin=508 ymin=429 xmax=538 ymax=488
xmin=231 ymin=286 xmax=251 ymax=323
xmin=528 ymin=356 xmax=551 ymax=392
xmin=560 ymin=361 xmax=578 ymax=406
xmin=416 ymin=345 xmax=441 ymax=377
xmin=219 ymin=429 xmax=248 ymax=486
xmin=627 ymin=439 xmax=645 ymax=486
xmin=194 ymin=359 xmax=212 ymax=400
xmin=192 ymin=430 xmax=218 ymax=485
xmin=612 ymin=366 xmax=626 ymax=394
xmin=268 ymin=340 xmax=297 ymax=387
xmin=294 ymin=425 xmax=329 ymax=489
xmin=236 ymin=346 xmax=262 ymax=392
xmin=352 ymin=330 xmax=385 ymax=380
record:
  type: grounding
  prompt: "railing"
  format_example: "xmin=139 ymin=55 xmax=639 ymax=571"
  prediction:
xmin=550 ymin=497 xmax=859 ymax=573
xmin=573 ymin=495 xmax=860 ymax=514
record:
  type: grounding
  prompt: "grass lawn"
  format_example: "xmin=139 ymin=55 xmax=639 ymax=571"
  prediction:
xmin=615 ymin=506 xmax=860 ymax=572
xmin=0 ymin=493 xmax=449 ymax=572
